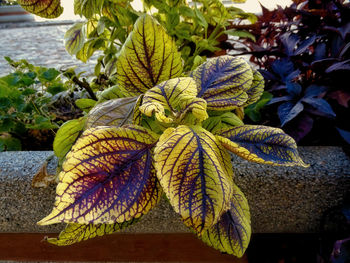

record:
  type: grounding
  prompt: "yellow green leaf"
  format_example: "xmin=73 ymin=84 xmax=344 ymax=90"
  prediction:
xmin=65 ymin=22 xmax=86 ymax=56
xmin=38 ymin=125 xmax=162 ymax=225
xmin=75 ymin=98 xmax=96 ymax=113
xmin=154 ymin=125 xmax=233 ymax=234
xmin=139 ymin=77 xmax=208 ymax=124
xmin=201 ymin=183 xmax=251 ymax=258
xmin=53 ymin=117 xmax=86 ymax=165
xmin=190 ymin=56 xmax=253 ymax=111
xmin=47 ymin=218 xmax=139 ymax=246
xmin=116 ymin=14 xmax=183 ymax=96
xmin=243 ymin=69 xmax=264 ymax=107
xmin=202 ymin=112 xmax=244 ymax=133
xmin=216 ymin=125 xmax=309 ymax=167
xmin=18 ymin=0 xmax=63 ymax=18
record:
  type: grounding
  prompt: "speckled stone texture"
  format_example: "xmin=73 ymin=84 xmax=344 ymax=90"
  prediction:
xmin=0 ymin=147 xmax=349 ymax=234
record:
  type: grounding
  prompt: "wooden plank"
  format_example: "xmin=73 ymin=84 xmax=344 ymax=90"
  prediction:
xmin=0 ymin=233 xmax=247 ymax=262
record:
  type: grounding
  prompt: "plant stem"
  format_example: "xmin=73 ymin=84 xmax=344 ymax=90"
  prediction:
xmin=72 ymin=76 xmax=98 ymax=101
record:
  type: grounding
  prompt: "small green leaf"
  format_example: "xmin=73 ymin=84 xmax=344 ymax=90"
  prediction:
xmin=65 ymin=22 xmax=86 ymax=56
xmin=47 ymin=83 xmax=66 ymax=95
xmin=75 ymin=98 xmax=97 ymax=113
xmin=225 ymin=29 xmax=256 ymax=42
xmin=97 ymin=85 xmax=126 ymax=103
xmin=245 ymin=92 xmax=272 ymax=122
xmin=53 ymin=117 xmax=86 ymax=164
xmin=40 ymin=68 xmax=60 ymax=81
xmin=0 ymin=136 xmax=21 ymax=151
xmin=194 ymin=8 xmax=208 ymax=29
xmin=202 ymin=112 xmax=244 ymax=133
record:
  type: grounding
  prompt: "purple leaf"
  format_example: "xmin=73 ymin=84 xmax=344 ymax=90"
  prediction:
xmin=278 ymin=101 xmax=304 ymax=126
xmin=272 ymin=58 xmax=295 ymax=82
xmin=280 ymin=33 xmax=299 ymax=56
xmin=336 ymin=128 xmax=350 ymax=144
xmin=326 ymin=59 xmax=350 ymax=73
xmin=295 ymin=35 xmax=316 ymax=55
xmin=268 ymin=95 xmax=293 ymax=105
xmin=286 ymin=114 xmax=314 ymax=142
xmin=286 ymin=82 xmax=302 ymax=97
xmin=304 ymin=85 xmax=327 ymax=98
xmin=302 ymin=97 xmax=336 ymax=118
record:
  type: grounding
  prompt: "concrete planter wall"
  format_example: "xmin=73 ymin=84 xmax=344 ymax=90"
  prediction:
xmin=0 ymin=5 xmax=34 ymax=23
xmin=0 ymin=147 xmax=349 ymax=234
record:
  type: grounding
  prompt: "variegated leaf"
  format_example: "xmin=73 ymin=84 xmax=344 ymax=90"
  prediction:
xmin=86 ymin=97 xmax=137 ymax=129
xmin=154 ymin=125 xmax=233 ymax=234
xmin=216 ymin=125 xmax=309 ymax=167
xmin=139 ymin=77 xmax=208 ymax=124
xmin=201 ymin=184 xmax=251 ymax=258
xmin=190 ymin=56 xmax=253 ymax=110
xmin=116 ymin=14 xmax=183 ymax=96
xmin=38 ymin=125 xmax=162 ymax=225
xmin=243 ymin=69 xmax=264 ymax=107
xmin=47 ymin=218 xmax=139 ymax=246
xmin=18 ymin=0 xmax=63 ymax=18
xmin=65 ymin=22 xmax=86 ymax=56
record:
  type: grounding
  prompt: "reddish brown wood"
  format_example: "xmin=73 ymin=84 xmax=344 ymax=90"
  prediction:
xmin=0 ymin=233 xmax=247 ymax=262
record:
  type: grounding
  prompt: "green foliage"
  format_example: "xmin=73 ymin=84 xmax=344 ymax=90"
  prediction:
xmin=0 ymin=58 xmax=68 ymax=151
xmin=38 ymin=15 xmax=308 ymax=259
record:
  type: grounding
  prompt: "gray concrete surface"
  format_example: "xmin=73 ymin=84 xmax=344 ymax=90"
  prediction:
xmin=0 ymin=147 xmax=349 ymax=234
xmin=0 ymin=22 xmax=98 ymax=77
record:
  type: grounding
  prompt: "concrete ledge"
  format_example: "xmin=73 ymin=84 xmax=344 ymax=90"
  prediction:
xmin=0 ymin=147 xmax=349 ymax=234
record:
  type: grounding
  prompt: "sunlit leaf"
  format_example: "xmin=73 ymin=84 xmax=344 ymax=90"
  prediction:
xmin=18 ymin=0 xmax=63 ymax=18
xmin=201 ymin=184 xmax=251 ymax=258
xmin=74 ymin=0 xmax=104 ymax=18
xmin=154 ymin=125 xmax=233 ymax=234
xmin=53 ymin=117 xmax=86 ymax=165
xmin=140 ymin=77 xmax=208 ymax=124
xmin=190 ymin=56 xmax=253 ymax=110
xmin=65 ymin=23 xmax=86 ymax=56
xmin=47 ymin=218 xmax=139 ymax=246
xmin=38 ymin=125 xmax=162 ymax=225
xmin=97 ymin=85 xmax=126 ymax=103
xmin=216 ymin=125 xmax=309 ymax=167
xmin=75 ymin=98 xmax=96 ymax=113
xmin=243 ymin=69 xmax=264 ymax=106
xmin=202 ymin=112 xmax=243 ymax=133
xmin=86 ymin=97 xmax=137 ymax=129
xmin=116 ymin=14 xmax=183 ymax=96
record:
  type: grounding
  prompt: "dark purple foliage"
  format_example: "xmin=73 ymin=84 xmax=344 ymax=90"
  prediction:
xmin=239 ymin=0 xmax=350 ymax=145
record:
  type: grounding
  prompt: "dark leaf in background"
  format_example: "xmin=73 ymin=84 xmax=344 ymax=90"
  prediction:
xmin=331 ymin=238 xmax=350 ymax=263
xmin=278 ymin=101 xmax=304 ymax=126
xmin=271 ymin=59 xmax=296 ymax=82
xmin=326 ymin=59 xmax=350 ymax=73
xmin=329 ymin=91 xmax=350 ymax=108
xmin=285 ymin=114 xmax=314 ymax=142
xmin=286 ymin=82 xmax=302 ymax=97
xmin=302 ymin=98 xmax=336 ymax=118
xmin=280 ymin=33 xmax=299 ymax=56
xmin=304 ymin=85 xmax=327 ymax=98
xmin=337 ymin=128 xmax=350 ymax=144
xmin=295 ymin=35 xmax=317 ymax=55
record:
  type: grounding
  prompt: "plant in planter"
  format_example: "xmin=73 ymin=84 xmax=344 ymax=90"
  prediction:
xmin=236 ymin=0 xmax=350 ymax=145
xmin=30 ymin=14 xmax=309 ymax=258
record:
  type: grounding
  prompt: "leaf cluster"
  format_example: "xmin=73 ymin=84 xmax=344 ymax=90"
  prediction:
xmin=40 ymin=15 xmax=308 ymax=259
xmin=237 ymin=0 xmax=350 ymax=144
xmin=0 ymin=57 xmax=80 ymax=151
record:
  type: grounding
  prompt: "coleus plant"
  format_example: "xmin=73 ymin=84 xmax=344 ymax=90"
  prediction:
xmin=37 ymin=15 xmax=308 ymax=258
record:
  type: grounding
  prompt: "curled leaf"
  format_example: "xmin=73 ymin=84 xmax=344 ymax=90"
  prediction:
xmin=65 ymin=23 xmax=86 ymax=56
xmin=116 ymin=14 xmax=183 ymax=96
xmin=154 ymin=125 xmax=233 ymax=234
xmin=140 ymin=77 xmax=208 ymax=124
xmin=190 ymin=56 xmax=253 ymax=110
xmin=216 ymin=125 xmax=309 ymax=167
xmin=38 ymin=125 xmax=162 ymax=225
xmin=201 ymin=184 xmax=251 ymax=258
xmin=47 ymin=218 xmax=139 ymax=246
xmin=18 ymin=0 xmax=63 ymax=18
xmin=243 ymin=69 xmax=264 ymax=107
